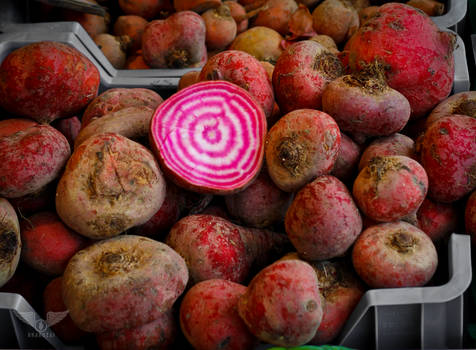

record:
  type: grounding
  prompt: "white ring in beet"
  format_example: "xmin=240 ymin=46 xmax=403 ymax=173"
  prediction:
xmin=150 ymin=81 xmax=267 ymax=194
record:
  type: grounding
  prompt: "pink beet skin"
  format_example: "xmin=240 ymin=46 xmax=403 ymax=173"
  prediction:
xmin=273 ymin=40 xmax=343 ymax=114
xmin=331 ymin=133 xmax=361 ymax=182
xmin=238 ymin=260 xmax=323 ymax=347
xmin=420 ymin=115 xmax=476 ymax=203
xmin=180 ymin=279 xmax=258 ymax=350
xmin=352 ymin=221 xmax=438 ymax=288
xmin=426 ymin=91 xmax=476 ymax=128
xmin=43 ymin=277 xmax=89 ymax=343
xmin=353 ymin=155 xmax=428 ymax=223
xmin=358 ymin=133 xmax=415 ymax=171
xmin=0 ymin=123 xmax=71 ymax=198
xmin=53 ymin=116 xmax=81 ymax=147
xmin=198 ymin=50 xmax=274 ymax=119
xmin=20 ymin=212 xmax=89 ymax=276
xmin=310 ymin=260 xmax=365 ymax=345
xmin=142 ymin=11 xmax=207 ymax=68
xmin=417 ymin=198 xmax=459 ymax=242
xmin=343 ymin=3 xmax=455 ymax=119
xmin=322 ymin=72 xmax=411 ymax=143
xmin=96 ymin=310 xmax=177 ymax=350
xmin=166 ymin=215 xmax=289 ymax=284
xmin=466 ymin=191 xmax=476 ymax=243
xmin=285 ymin=175 xmax=362 ymax=261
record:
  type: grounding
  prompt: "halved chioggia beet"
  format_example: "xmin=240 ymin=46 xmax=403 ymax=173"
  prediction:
xmin=149 ymin=80 xmax=267 ymax=194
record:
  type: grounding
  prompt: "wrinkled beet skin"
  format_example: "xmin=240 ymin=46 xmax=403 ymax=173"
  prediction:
xmin=309 ymin=260 xmax=365 ymax=345
xmin=265 ymin=109 xmax=341 ymax=192
xmin=166 ymin=215 xmax=289 ymax=284
xmin=343 ymin=3 xmax=455 ymax=118
xmin=417 ymin=198 xmax=459 ymax=242
xmin=420 ymin=115 xmax=476 ymax=203
xmin=353 ymin=156 xmax=428 ymax=222
xmin=352 ymin=221 xmax=438 ymax=288
xmin=322 ymin=75 xmax=411 ymax=142
xmin=238 ymin=260 xmax=323 ymax=347
xmin=273 ymin=40 xmax=343 ymax=114
xmin=331 ymin=133 xmax=361 ymax=182
xmin=142 ymin=11 xmax=207 ymax=68
xmin=43 ymin=277 xmax=88 ymax=343
xmin=81 ymin=88 xmax=163 ymax=127
xmin=0 ymin=124 xmax=71 ymax=198
xmin=358 ymin=133 xmax=415 ymax=171
xmin=285 ymin=175 xmax=362 ymax=261
xmin=466 ymin=191 xmax=476 ymax=243
xmin=198 ymin=50 xmax=274 ymax=119
xmin=225 ymin=170 xmax=292 ymax=228
xmin=0 ymin=42 xmax=100 ymax=123
xmin=180 ymin=279 xmax=258 ymax=350
xmin=20 ymin=212 xmax=88 ymax=275
xmin=97 ymin=310 xmax=177 ymax=350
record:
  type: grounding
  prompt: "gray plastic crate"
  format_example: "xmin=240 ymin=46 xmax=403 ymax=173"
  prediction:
xmin=432 ymin=0 xmax=467 ymax=35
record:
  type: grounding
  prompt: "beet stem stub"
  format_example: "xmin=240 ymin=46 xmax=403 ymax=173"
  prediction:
xmin=150 ymin=81 xmax=267 ymax=194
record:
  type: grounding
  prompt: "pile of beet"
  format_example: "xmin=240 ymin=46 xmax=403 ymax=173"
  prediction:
xmin=1 ymin=1 xmax=474 ymax=349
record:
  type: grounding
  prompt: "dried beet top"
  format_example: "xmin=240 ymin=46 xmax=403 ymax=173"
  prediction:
xmin=150 ymin=81 xmax=267 ymax=194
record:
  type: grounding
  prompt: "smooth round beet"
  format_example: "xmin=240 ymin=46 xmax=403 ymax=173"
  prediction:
xmin=417 ymin=198 xmax=459 ymax=242
xmin=265 ymin=109 xmax=341 ymax=192
xmin=353 ymin=155 xmax=428 ymax=223
xmin=225 ymin=170 xmax=293 ymax=228
xmin=466 ymin=191 xmax=476 ymax=244
xmin=20 ymin=212 xmax=88 ymax=276
xmin=198 ymin=50 xmax=275 ymax=119
xmin=224 ymin=1 xmax=248 ymax=33
xmin=322 ymin=71 xmax=411 ymax=143
xmin=419 ymin=115 xmax=476 ymax=203
xmin=0 ymin=123 xmax=71 ymax=198
xmin=96 ymin=310 xmax=177 ymax=350
xmin=285 ymin=175 xmax=362 ymax=260
xmin=43 ymin=277 xmax=88 ymax=343
xmin=180 ymin=279 xmax=258 ymax=350
xmin=238 ymin=260 xmax=323 ymax=347
xmin=142 ymin=11 xmax=207 ymax=68
xmin=202 ymin=4 xmax=237 ymax=51
xmin=0 ymin=41 xmax=99 ymax=123
xmin=62 ymin=235 xmax=188 ymax=333
xmin=272 ymin=40 xmax=343 ymax=114
xmin=352 ymin=221 xmax=438 ymax=288
xmin=312 ymin=0 xmax=359 ymax=44
xmin=0 ymin=198 xmax=21 ymax=288
xmin=358 ymin=133 xmax=415 ymax=171
xmin=230 ymin=26 xmax=284 ymax=64
xmin=331 ymin=133 xmax=361 ymax=182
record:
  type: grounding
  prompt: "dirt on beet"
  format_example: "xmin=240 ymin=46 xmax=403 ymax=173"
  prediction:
xmin=0 ymin=230 xmax=19 ymax=264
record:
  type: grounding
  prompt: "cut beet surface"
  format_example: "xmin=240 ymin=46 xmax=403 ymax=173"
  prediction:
xmin=150 ymin=80 xmax=267 ymax=194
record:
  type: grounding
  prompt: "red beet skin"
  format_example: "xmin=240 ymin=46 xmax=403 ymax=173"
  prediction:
xmin=353 ymin=155 xmax=428 ymax=223
xmin=426 ymin=91 xmax=476 ymax=127
xmin=0 ymin=123 xmax=71 ymax=198
xmin=466 ymin=191 xmax=476 ymax=243
xmin=96 ymin=310 xmax=177 ymax=350
xmin=180 ymin=279 xmax=258 ymax=350
xmin=166 ymin=215 xmax=289 ymax=284
xmin=0 ymin=41 xmax=100 ymax=123
xmin=352 ymin=221 xmax=438 ymax=288
xmin=331 ymin=133 xmax=361 ymax=182
xmin=43 ymin=277 xmax=88 ymax=343
xmin=238 ymin=260 xmax=323 ymax=347
xmin=420 ymin=115 xmax=476 ymax=203
xmin=198 ymin=50 xmax=275 ymax=119
xmin=285 ymin=175 xmax=362 ymax=261
xmin=272 ymin=40 xmax=343 ymax=114
xmin=150 ymin=81 xmax=267 ymax=195
xmin=20 ymin=212 xmax=88 ymax=276
xmin=343 ymin=3 xmax=455 ymax=118
xmin=417 ymin=198 xmax=459 ymax=242
xmin=53 ymin=116 xmax=81 ymax=148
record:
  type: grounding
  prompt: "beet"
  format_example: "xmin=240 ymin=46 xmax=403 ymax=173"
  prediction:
xmin=466 ymin=191 xmax=476 ymax=243
xmin=331 ymin=133 xmax=361 ymax=182
xmin=202 ymin=4 xmax=237 ymax=51
xmin=150 ymin=81 xmax=266 ymax=195
xmin=426 ymin=91 xmax=476 ymax=128
xmin=417 ymin=198 xmax=459 ymax=242
xmin=0 ymin=42 xmax=99 ymax=123
xmin=312 ymin=0 xmax=359 ymax=44
xmin=343 ymin=3 xmax=455 ymax=118
xmin=0 ymin=198 xmax=21 ymax=288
